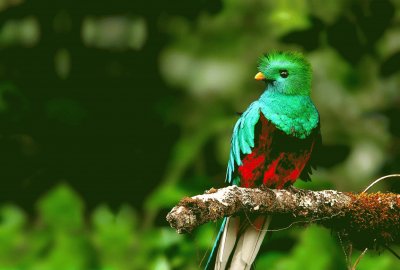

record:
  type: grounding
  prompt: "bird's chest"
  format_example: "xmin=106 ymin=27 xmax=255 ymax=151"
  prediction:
xmin=238 ymin=114 xmax=313 ymax=188
xmin=259 ymin=94 xmax=319 ymax=139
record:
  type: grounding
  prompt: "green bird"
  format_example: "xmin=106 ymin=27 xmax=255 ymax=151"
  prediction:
xmin=205 ymin=51 xmax=321 ymax=270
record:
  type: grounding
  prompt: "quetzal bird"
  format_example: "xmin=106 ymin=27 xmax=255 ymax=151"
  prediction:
xmin=205 ymin=52 xmax=321 ymax=270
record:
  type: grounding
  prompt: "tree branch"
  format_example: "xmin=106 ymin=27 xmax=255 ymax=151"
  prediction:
xmin=166 ymin=186 xmax=400 ymax=249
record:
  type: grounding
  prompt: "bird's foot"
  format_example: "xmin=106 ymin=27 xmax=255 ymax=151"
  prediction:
xmin=286 ymin=185 xmax=300 ymax=193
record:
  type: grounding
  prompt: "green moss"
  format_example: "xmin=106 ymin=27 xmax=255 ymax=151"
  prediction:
xmin=335 ymin=192 xmax=400 ymax=250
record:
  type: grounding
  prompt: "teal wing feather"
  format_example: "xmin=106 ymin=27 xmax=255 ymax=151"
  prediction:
xmin=226 ymin=101 xmax=261 ymax=184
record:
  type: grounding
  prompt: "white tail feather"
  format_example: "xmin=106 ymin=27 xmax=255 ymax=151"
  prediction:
xmin=230 ymin=215 xmax=271 ymax=270
xmin=215 ymin=217 xmax=239 ymax=270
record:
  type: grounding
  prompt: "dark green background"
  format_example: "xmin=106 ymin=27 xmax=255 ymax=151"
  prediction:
xmin=0 ymin=0 xmax=399 ymax=269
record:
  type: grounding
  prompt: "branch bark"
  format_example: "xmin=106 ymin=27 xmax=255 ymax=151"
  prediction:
xmin=166 ymin=186 xmax=400 ymax=249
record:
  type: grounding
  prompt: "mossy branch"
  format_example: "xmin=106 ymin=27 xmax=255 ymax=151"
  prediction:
xmin=166 ymin=186 xmax=400 ymax=249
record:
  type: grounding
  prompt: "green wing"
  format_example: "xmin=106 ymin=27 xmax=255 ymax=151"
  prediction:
xmin=226 ymin=101 xmax=261 ymax=184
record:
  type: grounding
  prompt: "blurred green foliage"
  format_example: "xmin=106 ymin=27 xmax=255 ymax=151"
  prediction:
xmin=0 ymin=0 xmax=400 ymax=269
xmin=0 ymin=185 xmax=397 ymax=269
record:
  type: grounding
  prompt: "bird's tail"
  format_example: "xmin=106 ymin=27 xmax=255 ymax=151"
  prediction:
xmin=205 ymin=215 xmax=271 ymax=270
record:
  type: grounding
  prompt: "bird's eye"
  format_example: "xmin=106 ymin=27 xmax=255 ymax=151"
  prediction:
xmin=279 ymin=70 xmax=289 ymax=78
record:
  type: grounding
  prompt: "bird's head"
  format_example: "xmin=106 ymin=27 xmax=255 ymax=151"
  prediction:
xmin=255 ymin=51 xmax=312 ymax=96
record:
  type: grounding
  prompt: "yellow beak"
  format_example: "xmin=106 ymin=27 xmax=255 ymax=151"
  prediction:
xmin=254 ymin=72 xmax=266 ymax=81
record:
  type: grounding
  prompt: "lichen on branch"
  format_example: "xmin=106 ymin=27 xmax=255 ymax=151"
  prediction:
xmin=166 ymin=186 xmax=400 ymax=249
